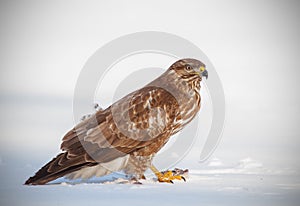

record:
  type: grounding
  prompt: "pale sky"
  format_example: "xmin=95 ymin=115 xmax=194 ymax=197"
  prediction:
xmin=0 ymin=0 xmax=300 ymax=172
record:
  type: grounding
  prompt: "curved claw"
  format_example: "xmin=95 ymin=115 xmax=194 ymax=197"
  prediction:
xmin=150 ymin=165 xmax=188 ymax=184
xmin=156 ymin=171 xmax=186 ymax=183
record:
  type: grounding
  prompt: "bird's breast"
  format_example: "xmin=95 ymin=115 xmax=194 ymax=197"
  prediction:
xmin=172 ymin=89 xmax=201 ymax=134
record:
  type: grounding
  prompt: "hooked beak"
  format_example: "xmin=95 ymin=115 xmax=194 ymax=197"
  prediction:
xmin=202 ymin=69 xmax=208 ymax=79
xmin=199 ymin=66 xmax=208 ymax=79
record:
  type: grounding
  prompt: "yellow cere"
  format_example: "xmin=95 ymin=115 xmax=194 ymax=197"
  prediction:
xmin=200 ymin=66 xmax=205 ymax=72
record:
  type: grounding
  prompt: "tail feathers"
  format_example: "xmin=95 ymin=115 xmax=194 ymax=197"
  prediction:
xmin=66 ymin=155 xmax=130 ymax=180
xmin=24 ymin=153 xmax=96 ymax=185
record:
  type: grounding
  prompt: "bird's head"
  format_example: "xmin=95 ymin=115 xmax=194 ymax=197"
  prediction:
xmin=170 ymin=58 xmax=208 ymax=80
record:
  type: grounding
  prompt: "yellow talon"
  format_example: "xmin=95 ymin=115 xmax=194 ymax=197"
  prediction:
xmin=150 ymin=165 xmax=186 ymax=183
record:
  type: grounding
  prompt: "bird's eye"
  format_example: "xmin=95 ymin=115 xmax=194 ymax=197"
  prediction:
xmin=186 ymin=65 xmax=192 ymax=70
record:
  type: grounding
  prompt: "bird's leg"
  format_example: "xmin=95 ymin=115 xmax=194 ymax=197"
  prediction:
xmin=150 ymin=165 xmax=186 ymax=184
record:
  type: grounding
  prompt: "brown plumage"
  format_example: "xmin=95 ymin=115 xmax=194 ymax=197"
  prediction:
xmin=25 ymin=58 xmax=208 ymax=185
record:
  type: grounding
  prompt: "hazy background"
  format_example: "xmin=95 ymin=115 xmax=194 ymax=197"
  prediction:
xmin=0 ymin=0 xmax=300 ymax=205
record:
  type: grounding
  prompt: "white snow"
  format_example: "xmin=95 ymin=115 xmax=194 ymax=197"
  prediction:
xmin=0 ymin=97 xmax=298 ymax=206
xmin=1 ymin=156 xmax=299 ymax=206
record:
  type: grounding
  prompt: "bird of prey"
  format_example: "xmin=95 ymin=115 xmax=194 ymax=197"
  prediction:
xmin=25 ymin=58 xmax=208 ymax=185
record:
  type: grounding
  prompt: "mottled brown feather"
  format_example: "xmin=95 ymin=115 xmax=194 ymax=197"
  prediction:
xmin=25 ymin=58 xmax=205 ymax=185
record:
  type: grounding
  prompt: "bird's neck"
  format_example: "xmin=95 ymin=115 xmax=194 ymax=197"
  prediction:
xmin=148 ymin=69 xmax=201 ymax=110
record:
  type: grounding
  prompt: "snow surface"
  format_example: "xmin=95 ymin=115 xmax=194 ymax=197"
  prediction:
xmin=1 ymin=156 xmax=299 ymax=206
xmin=0 ymin=96 xmax=299 ymax=205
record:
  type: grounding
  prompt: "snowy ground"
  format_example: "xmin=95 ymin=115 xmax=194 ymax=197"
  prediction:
xmin=0 ymin=94 xmax=299 ymax=206
xmin=0 ymin=96 xmax=299 ymax=206
xmin=1 ymin=157 xmax=299 ymax=206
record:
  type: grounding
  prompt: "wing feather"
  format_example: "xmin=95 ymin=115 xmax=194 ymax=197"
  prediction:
xmin=25 ymin=86 xmax=180 ymax=185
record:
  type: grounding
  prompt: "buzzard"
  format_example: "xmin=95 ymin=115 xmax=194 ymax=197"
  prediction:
xmin=25 ymin=58 xmax=208 ymax=185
